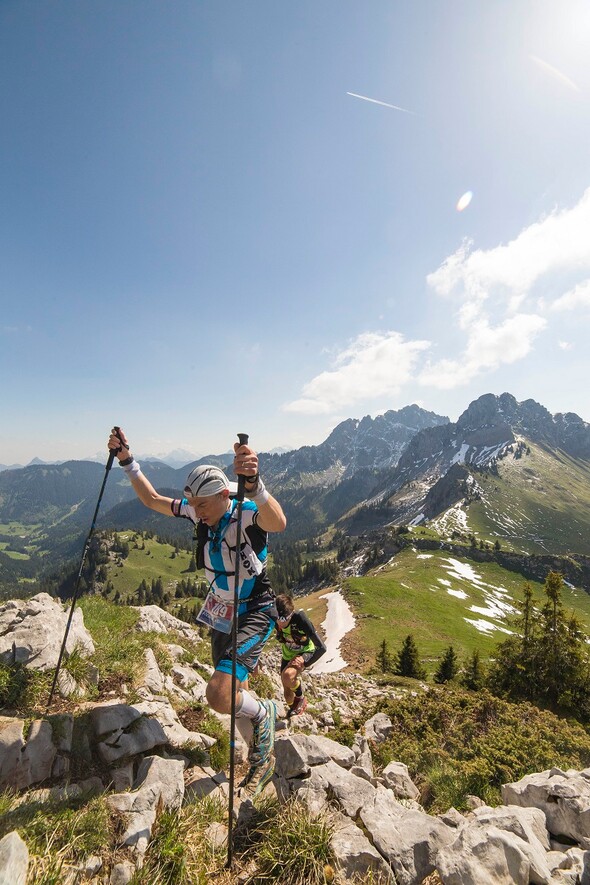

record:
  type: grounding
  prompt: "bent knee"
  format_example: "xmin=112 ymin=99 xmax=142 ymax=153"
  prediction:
xmin=282 ymin=666 xmax=298 ymax=684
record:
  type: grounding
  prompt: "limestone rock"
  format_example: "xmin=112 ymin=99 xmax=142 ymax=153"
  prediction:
xmin=502 ymin=770 xmax=590 ymax=847
xmin=0 ymin=718 xmax=56 ymax=790
xmin=109 ymin=860 xmax=135 ymax=884
xmin=364 ymin=711 xmax=394 ymax=742
xmin=141 ymin=648 xmax=166 ymax=694
xmin=0 ymin=593 xmax=94 ymax=671
xmin=350 ymin=735 xmax=374 ymax=782
xmin=330 ymin=810 xmax=394 ymax=882
xmin=274 ymin=733 xmax=355 ymax=780
xmin=133 ymin=698 xmax=216 ymax=750
xmin=184 ymin=766 xmax=229 ymax=802
xmin=360 ymin=785 xmax=454 ymax=885
xmin=471 ymin=803 xmax=550 ymax=851
xmin=381 ymin=760 xmax=420 ymax=800
xmin=436 ymin=821 xmax=553 ymax=885
xmin=297 ymin=758 xmax=378 ymax=818
xmin=0 ymin=831 xmax=29 ymax=885
xmin=106 ymin=755 xmax=184 ymax=856
xmin=133 ymin=605 xmax=201 ymax=642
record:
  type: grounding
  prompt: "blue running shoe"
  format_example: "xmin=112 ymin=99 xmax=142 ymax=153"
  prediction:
xmin=249 ymin=700 xmax=276 ymax=766
xmin=239 ymin=756 xmax=276 ymax=797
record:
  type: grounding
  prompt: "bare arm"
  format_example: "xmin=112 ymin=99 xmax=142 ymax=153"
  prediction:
xmin=108 ymin=427 xmax=174 ymax=517
xmin=254 ymin=493 xmax=287 ymax=532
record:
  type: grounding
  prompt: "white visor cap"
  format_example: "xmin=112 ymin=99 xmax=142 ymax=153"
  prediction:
xmin=184 ymin=464 xmax=238 ymax=498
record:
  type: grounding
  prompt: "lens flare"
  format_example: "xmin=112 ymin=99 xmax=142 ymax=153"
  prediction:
xmin=456 ymin=191 xmax=473 ymax=212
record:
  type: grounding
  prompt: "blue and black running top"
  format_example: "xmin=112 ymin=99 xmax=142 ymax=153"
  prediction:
xmin=171 ymin=497 xmax=275 ymax=615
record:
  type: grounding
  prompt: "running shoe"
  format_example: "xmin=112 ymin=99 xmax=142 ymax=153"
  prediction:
xmin=287 ymin=695 xmax=308 ymax=718
xmin=239 ymin=756 xmax=276 ymax=797
xmin=249 ymin=700 xmax=277 ymax=765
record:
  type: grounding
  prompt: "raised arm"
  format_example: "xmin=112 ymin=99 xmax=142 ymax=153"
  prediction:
xmin=233 ymin=441 xmax=287 ymax=533
xmin=108 ymin=427 xmax=174 ymax=516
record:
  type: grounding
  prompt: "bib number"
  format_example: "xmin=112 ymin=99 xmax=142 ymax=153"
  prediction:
xmin=196 ymin=591 xmax=235 ymax=634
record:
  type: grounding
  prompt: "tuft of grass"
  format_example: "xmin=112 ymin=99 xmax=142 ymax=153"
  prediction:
xmin=0 ymin=661 xmax=53 ymax=712
xmin=237 ymin=795 xmax=334 ymax=885
xmin=201 ymin=712 xmax=230 ymax=773
xmin=62 ymin=645 xmax=98 ymax=698
xmin=179 ymin=740 xmax=208 ymax=767
xmin=131 ymin=795 xmax=226 ymax=885
xmin=0 ymin=792 xmax=115 ymax=879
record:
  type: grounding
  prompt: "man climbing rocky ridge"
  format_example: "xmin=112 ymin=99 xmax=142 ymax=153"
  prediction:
xmin=2 ymin=593 xmax=590 ymax=883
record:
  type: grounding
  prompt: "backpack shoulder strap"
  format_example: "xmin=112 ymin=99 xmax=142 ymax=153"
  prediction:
xmin=195 ymin=520 xmax=208 ymax=570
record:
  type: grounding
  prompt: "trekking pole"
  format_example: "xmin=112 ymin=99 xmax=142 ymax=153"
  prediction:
xmin=46 ymin=427 xmax=123 ymax=711
xmin=226 ymin=432 xmax=248 ymax=869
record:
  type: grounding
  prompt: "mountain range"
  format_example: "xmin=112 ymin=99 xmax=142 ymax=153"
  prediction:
xmin=1 ymin=392 xmax=589 ymax=589
xmin=0 ymin=446 xmax=292 ymax=473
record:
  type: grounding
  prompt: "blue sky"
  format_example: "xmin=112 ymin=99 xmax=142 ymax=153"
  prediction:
xmin=2 ymin=1 xmax=590 ymax=464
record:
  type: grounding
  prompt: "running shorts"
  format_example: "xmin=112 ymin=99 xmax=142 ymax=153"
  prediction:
xmin=211 ymin=608 xmax=275 ymax=683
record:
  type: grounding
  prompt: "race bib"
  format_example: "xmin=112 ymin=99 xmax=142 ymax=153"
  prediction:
xmin=196 ymin=591 xmax=235 ymax=634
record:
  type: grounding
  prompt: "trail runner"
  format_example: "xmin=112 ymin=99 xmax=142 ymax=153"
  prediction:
xmin=107 ymin=428 xmax=287 ymax=796
xmin=275 ymin=593 xmax=326 ymax=717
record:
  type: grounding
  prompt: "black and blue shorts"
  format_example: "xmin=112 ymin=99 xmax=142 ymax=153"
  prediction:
xmin=211 ymin=607 xmax=275 ymax=683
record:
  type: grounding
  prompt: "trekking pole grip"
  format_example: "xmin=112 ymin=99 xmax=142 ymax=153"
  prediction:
xmin=106 ymin=425 xmax=123 ymax=471
xmin=236 ymin=433 xmax=249 ymax=500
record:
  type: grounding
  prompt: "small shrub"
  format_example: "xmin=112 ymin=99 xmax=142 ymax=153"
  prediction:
xmin=372 ymin=686 xmax=590 ymax=812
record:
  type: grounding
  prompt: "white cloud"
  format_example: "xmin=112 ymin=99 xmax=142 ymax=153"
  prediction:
xmin=285 ymin=190 xmax=590 ymax=413
xmin=283 ymin=331 xmax=430 ymax=415
xmin=558 ymin=340 xmax=573 ymax=350
xmin=421 ymin=188 xmax=590 ymax=388
xmin=427 ymin=187 xmax=590 ymax=310
xmin=552 ymin=278 xmax=590 ymax=311
xmin=419 ymin=314 xmax=547 ymax=389
xmin=1 ymin=325 xmax=32 ymax=334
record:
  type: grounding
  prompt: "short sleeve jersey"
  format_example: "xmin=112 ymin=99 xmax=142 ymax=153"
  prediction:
xmin=171 ymin=497 xmax=274 ymax=615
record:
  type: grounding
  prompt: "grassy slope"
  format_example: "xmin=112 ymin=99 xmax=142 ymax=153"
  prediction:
xmin=340 ymin=545 xmax=590 ymax=674
xmin=105 ymin=532 xmax=198 ymax=600
xmin=466 ymin=441 xmax=590 ymax=555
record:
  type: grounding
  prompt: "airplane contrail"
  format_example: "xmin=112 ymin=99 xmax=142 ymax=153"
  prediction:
xmin=346 ymin=91 xmax=416 ymax=115
xmin=530 ymin=55 xmax=581 ymax=94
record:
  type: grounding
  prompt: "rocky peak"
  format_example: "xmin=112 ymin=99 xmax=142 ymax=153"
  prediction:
xmin=456 ymin=393 xmax=589 ymax=457
xmin=261 ymin=405 xmax=448 ymax=482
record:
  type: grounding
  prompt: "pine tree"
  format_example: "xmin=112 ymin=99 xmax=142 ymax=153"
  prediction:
xmin=460 ymin=649 xmax=485 ymax=691
xmin=434 ymin=646 xmax=458 ymax=684
xmin=394 ymin=635 xmax=427 ymax=680
xmin=376 ymin=639 xmax=392 ymax=673
xmin=488 ymin=572 xmax=590 ymax=721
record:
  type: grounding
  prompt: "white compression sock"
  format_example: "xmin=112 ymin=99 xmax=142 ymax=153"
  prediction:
xmin=236 ymin=689 xmax=266 ymax=722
